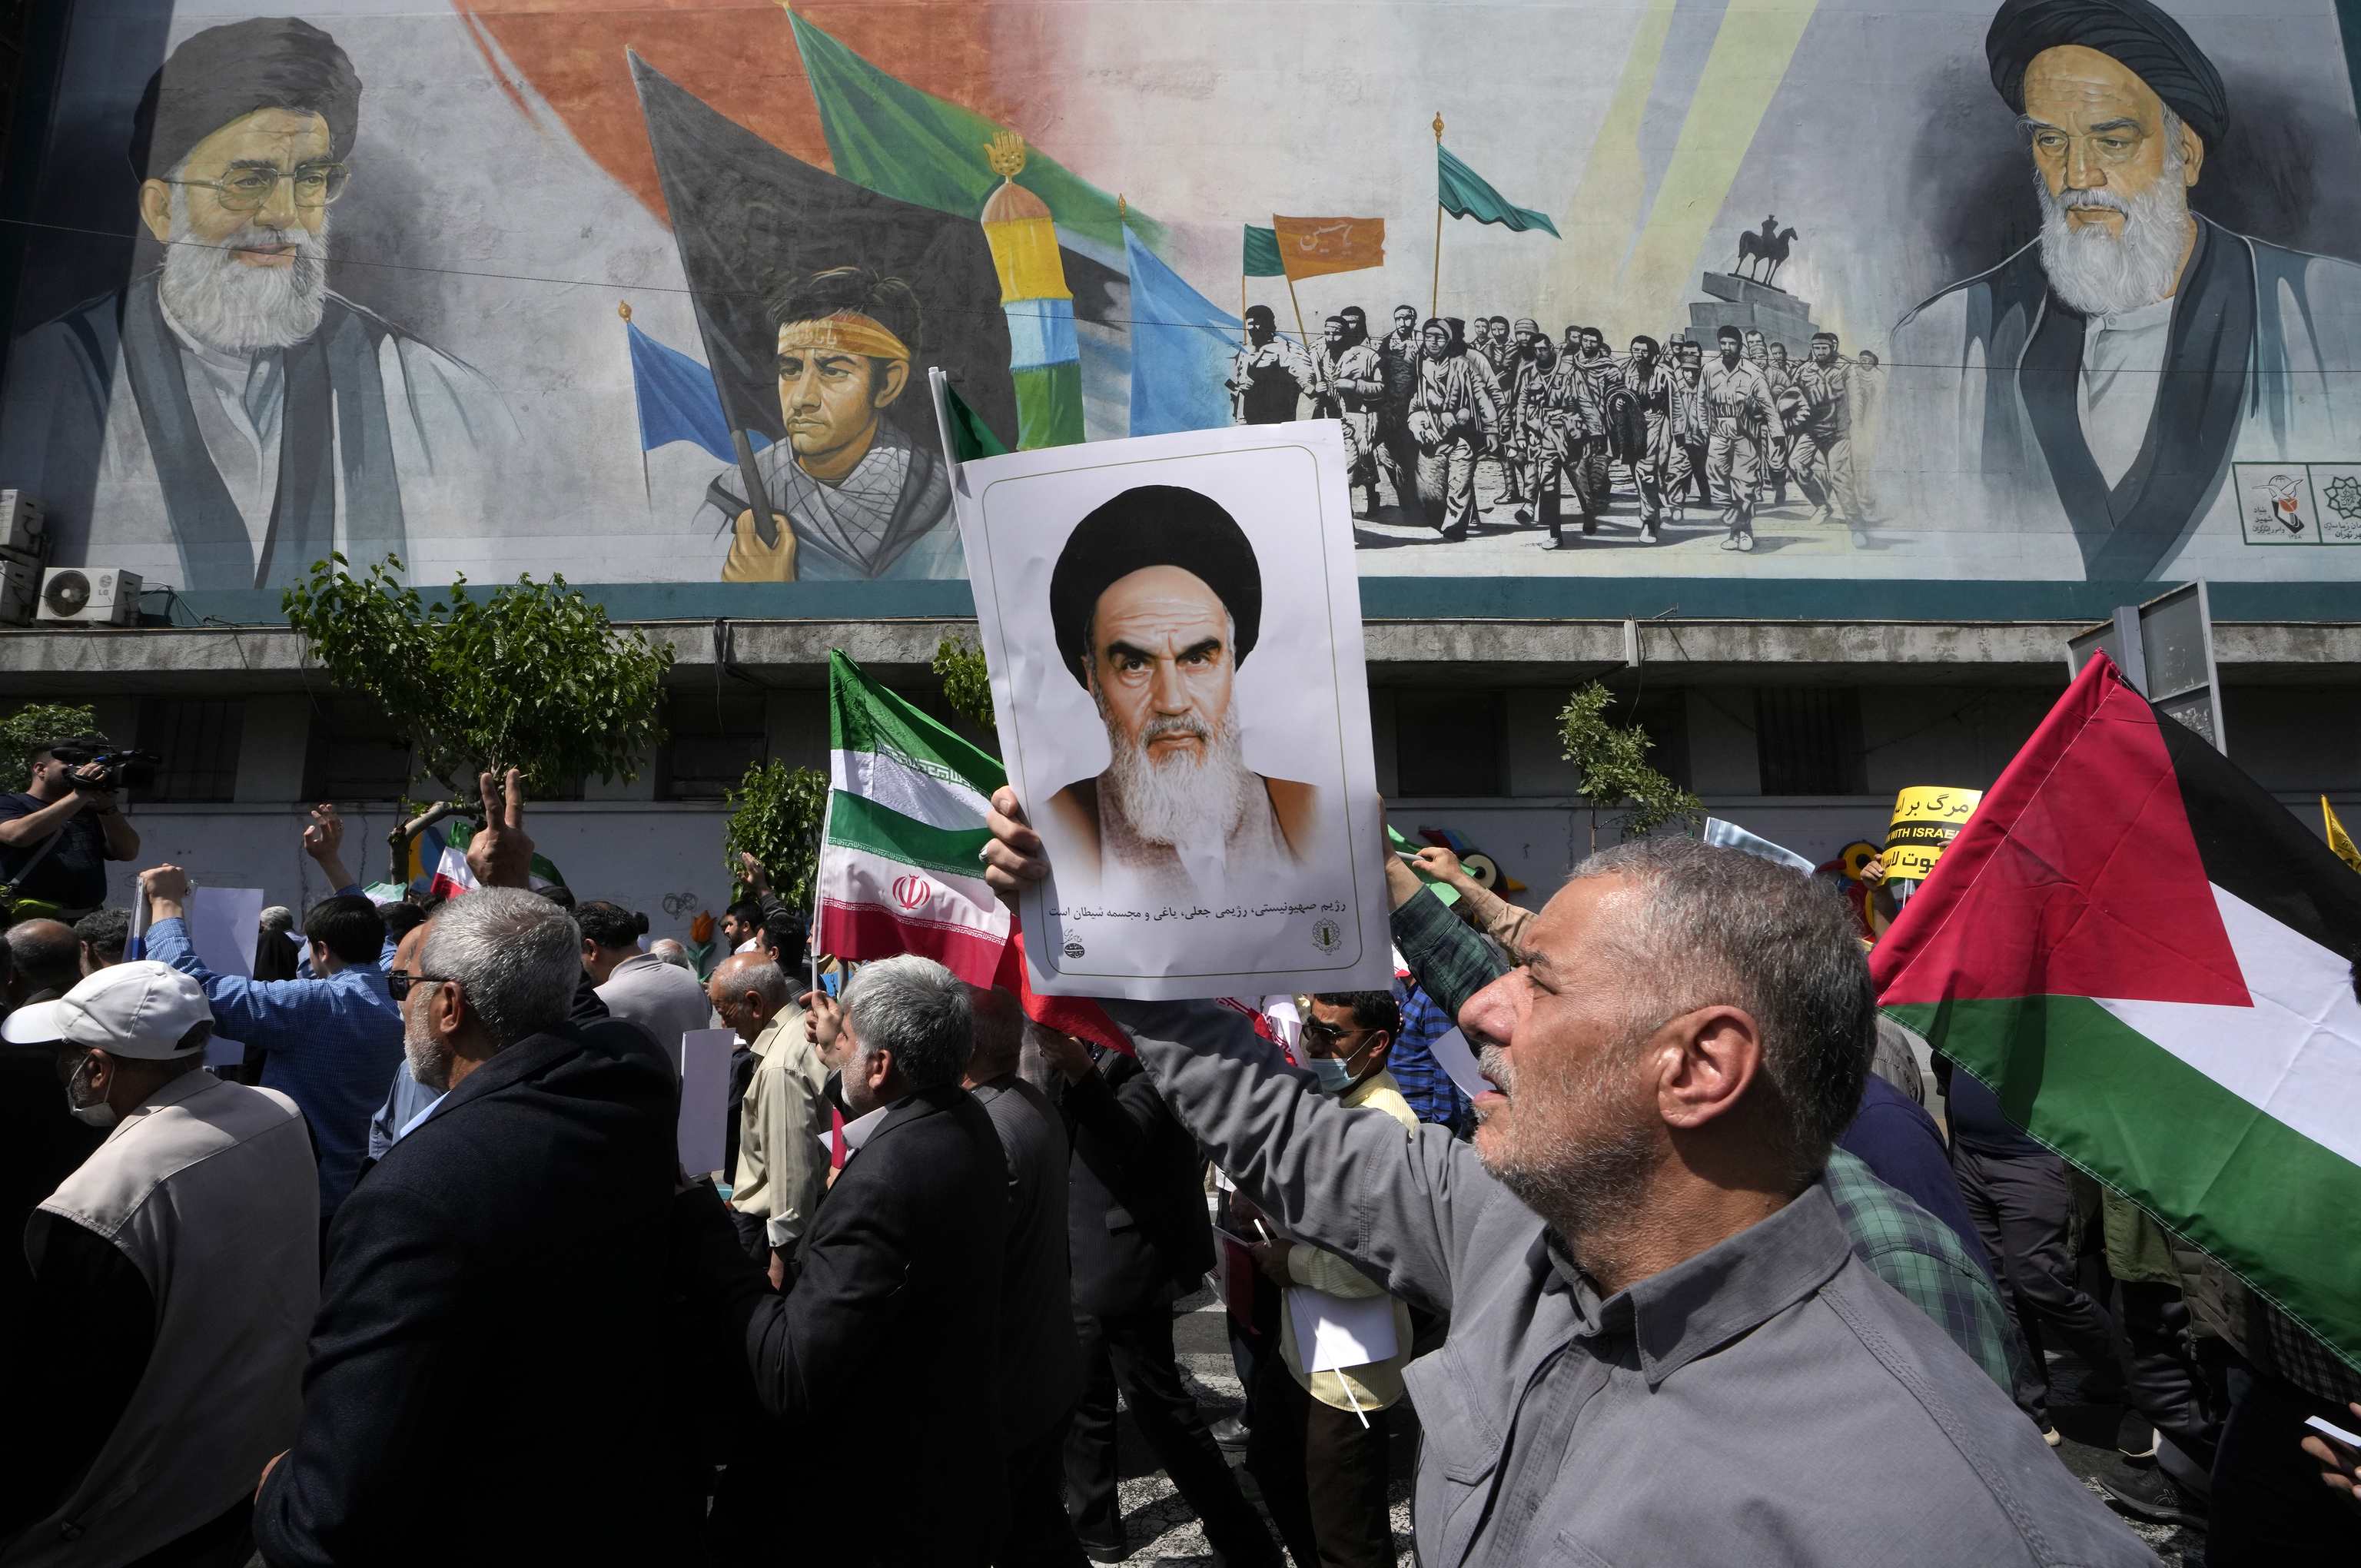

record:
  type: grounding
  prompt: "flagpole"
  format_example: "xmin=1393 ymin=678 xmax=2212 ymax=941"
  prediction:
xmin=1283 ymin=273 xmax=1311 ymax=352
xmin=619 ymin=301 xmax=652 ymax=510
xmin=1431 ymin=113 xmax=1445 ymax=320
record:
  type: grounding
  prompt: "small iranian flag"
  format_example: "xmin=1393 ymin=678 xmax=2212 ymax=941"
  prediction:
xmin=1874 ymin=652 xmax=2361 ymax=1374
xmin=819 ymin=650 xmax=1011 ymax=984
xmin=427 ymin=824 xmax=566 ymax=901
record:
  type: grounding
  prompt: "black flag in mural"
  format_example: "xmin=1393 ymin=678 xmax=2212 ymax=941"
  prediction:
xmin=628 ymin=52 xmax=1018 ymax=460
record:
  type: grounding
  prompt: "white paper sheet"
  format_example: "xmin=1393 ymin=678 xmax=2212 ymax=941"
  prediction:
xmin=188 ymin=886 xmax=264 ymax=1067
xmin=676 ymin=1028 xmax=736 ymax=1176
xmin=1424 ymin=1025 xmax=1489 ymax=1101
xmin=950 ymin=421 xmax=1392 ymax=1002
xmin=1287 ymin=1284 xmax=1398 ymax=1373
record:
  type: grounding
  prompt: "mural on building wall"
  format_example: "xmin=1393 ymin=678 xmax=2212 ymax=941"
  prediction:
xmin=4 ymin=0 xmax=2361 ymax=594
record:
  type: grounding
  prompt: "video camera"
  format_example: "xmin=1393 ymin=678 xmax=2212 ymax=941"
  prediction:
xmin=48 ymin=744 xmax=161 ymax=795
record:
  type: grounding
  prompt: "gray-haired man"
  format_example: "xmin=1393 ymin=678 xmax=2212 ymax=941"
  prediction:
xmin=253 ymin=889 xmax=687 ymax=1565
xmin=676 ymin=953 xmax=1012 ymax=1566
xmin=979 ymin=799 xmax=2159 ymax=1567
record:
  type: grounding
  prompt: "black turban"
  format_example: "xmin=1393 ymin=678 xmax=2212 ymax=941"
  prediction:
xmin=1049 ymin=487 xmax=1262 ymax=688
xmin=1987 ymin=0 xmax=2226 ymax=148
xmin=128 ymin=18 xmax=362 ymax=180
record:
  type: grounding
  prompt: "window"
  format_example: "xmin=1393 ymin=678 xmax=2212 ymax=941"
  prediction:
xmin=136 ymin=699 xmax=244 ymax=802
xmin=1755 ymin=687 xmax=1866 ymax=795
xmin=1394 ymin=686 xmax=1504 ymax=797
xmin=312 ymin=696 xmax=413 ymax=801
xmin=662 ymin=687 xmax=767 ymax=799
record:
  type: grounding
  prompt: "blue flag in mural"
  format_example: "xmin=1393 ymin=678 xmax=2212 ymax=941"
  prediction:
xmin=626 ymin=321 xmax=759 ymax=460
xmin=1125 ymin=230 xmax=1239 ymax=437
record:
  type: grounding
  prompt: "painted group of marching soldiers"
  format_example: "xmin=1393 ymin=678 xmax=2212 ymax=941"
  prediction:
xmin=1229 ymin=304 xmax=1874 ymax=552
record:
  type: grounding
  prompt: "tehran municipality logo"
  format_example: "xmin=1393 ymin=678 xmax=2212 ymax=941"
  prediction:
xmin=1311 ymin=917 xmax=1343 ymax=955
xmin=2326 ymin=474 xmax=2361 ymax=523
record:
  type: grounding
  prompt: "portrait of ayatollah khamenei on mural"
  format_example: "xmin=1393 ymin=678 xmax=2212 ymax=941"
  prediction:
xmin=955 ymin=426 xmax=1393 ymax=1002
xmin=5 ymin=0 xmax=2361 ymax=595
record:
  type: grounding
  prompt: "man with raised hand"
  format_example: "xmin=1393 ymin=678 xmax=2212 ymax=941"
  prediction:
xmin=979 ymin=789 xmax=2158 ymax=1567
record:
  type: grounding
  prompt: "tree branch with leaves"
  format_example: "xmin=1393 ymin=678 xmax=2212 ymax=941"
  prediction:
xmin=283 ymin=553 xmax=674 ymax=872
xmin=1556 ymin=682 xmax=1702 ymax=855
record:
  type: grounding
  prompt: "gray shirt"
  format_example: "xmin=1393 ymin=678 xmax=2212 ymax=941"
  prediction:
xmin=1103 ymin=997 xmax=2158 ymax=1568
xmin=593 ymin=953 xmax=716 ymax=1066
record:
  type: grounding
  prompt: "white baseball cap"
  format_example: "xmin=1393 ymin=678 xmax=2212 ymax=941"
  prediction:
xmin=1 ymin=960 xmax=214 ymax=1057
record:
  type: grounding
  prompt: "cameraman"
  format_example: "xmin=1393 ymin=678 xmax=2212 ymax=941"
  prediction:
xmin=0 ymin=741 xmax=141 ymax=919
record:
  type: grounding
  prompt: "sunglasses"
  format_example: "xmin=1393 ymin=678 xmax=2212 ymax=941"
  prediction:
xmin=387 ymin=971 xmax=453 ymax=1001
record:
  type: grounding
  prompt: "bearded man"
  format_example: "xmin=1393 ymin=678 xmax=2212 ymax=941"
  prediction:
xmin=1043 ymin=486 xmax=1318 ymax=907
xmin=1889 ymin=0 xmax=2361 ymax=583
xmin=0 ymin=18 xmax=510 ymax=591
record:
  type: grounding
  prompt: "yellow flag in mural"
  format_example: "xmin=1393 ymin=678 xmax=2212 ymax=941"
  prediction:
xmin=1271 ymin=215 xmax=1386 ymax=281
xmin=2326 ymin=797 xmax=2361 ymax=873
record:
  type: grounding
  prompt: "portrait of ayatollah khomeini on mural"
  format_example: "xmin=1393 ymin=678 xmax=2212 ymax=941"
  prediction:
xmin=692 ymin=264 xmax=959 ymax=582
xmin=1888 ymin=0 xmax=2361 ymax=583
xmin=1043 ymin=486 xmax=1321 ymax=909
xmin=0 ymin=16 xmax=510 ymax=593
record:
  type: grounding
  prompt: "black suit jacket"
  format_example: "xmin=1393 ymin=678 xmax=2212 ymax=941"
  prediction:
xmin=974 ymin=1075 xmax=1081 ymax=1445
xmin=675 ymin=1081 xmax=1010 ymax=1565
xmin=1064 ymin=1047 xmax=1214 ymax=1321
xmin=251 ymin=1018 xmax=681 ymax=1566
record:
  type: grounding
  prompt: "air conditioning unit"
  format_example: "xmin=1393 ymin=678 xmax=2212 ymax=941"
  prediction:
xmin=0 ymin=490 xmax=42 ymax=556
xmin=36 ymin=566 xmax=141 ymax=626
xmin=0 ymin=556 xmax=37 ymax=626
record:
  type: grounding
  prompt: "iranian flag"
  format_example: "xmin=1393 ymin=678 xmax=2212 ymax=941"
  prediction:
xmin=818 ymin=650 xmax=1011 ymax=983
xmin=1874 ymin=652 xmax=2361 ymax=1374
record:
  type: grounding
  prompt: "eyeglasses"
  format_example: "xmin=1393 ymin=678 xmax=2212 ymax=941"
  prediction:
xmin=387 ymin=971 xmax=452 ymax=1001
xmin=161 ymin=162 xmax=350 ymax=213
xmin=1297 ymin=1020 xmax=1369 ymax=1051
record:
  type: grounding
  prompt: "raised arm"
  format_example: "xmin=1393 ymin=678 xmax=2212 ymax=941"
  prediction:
xmin=139 ymin=865 xmax=310 ymax=1048
xmin=1101 ymin=995 xmax=1485 ymax=1317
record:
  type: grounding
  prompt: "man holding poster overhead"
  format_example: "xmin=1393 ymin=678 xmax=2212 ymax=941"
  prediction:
xmin=1045 ymin=485 xmax=1322 ymax=909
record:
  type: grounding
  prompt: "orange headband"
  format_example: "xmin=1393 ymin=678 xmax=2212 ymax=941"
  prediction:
xmin=776 ymin=312 xmax=911 ymax=363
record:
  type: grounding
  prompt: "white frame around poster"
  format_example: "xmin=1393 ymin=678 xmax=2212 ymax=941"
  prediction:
xmin=948 ymin=415 xmax=1392 ymax=1001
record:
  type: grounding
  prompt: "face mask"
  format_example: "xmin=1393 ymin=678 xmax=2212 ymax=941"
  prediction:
xmin=65 ymin=1053 xmax=117 ymax=1128
xmin=1307 ymin=1055 xmax=1355 ymax=1095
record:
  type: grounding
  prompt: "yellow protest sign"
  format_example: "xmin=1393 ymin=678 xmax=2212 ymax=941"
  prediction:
xmin=1884 ymin=786 xmax=1983 ymax=881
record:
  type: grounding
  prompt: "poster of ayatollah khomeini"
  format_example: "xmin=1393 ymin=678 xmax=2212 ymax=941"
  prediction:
xmin=951 ymin=419 xmax=1393 ymax=1000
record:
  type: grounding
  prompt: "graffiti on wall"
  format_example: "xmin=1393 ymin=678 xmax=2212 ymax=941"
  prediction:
xmin=4 ymin=0 xmax=2360 ymax=594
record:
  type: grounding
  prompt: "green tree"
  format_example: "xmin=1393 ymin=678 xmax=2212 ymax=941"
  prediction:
xmin=722 ymin=759 xmax=830 ymax=914
xmin=1556 ymin=682 xmax=1701 ymax=854
xmin=0 ymin=703 xmax=107 ymax=790
xmin=932 ymin=633 xmax=996 ymax=733
xmin=282 ymin=553 xmax=673 ymax=799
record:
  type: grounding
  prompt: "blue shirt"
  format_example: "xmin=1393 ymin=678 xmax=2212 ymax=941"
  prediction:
xmin=1390 ymin=979 xmax=1472 ymax=1135
xmin=366 ymin=1060 xmax=445 ymax=1162
xmin=145 ymin=915 xmax=405 ymax=1214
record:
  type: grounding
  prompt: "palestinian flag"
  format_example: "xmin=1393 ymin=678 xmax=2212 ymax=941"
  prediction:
xmin=1873 ymin=653 xmax=2361 ymax=1374
xmin=819 ymin=650 xmax=1011 ymax=983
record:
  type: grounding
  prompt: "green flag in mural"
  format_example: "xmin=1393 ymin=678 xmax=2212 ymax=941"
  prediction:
xmin=1436 ymin=142 xmax=1560 ymax=238
xmin=1243 ymin=224 xmax=1283 ymax=277
xmin=787 ymin=11 xmax=1164 ymax=255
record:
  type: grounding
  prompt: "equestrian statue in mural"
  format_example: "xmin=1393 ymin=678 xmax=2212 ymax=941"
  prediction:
xmin=1735 ymin=216 xmax=1799 ymax=287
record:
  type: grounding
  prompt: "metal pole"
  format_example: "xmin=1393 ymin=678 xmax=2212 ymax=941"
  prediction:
xmin=1431 ymin=112 xmax=1445 ymax=320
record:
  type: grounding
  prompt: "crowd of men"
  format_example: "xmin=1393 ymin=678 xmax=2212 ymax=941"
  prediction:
xmin=2 ymin=733 xmax=2358 ymax=1568
xmin=1229 ymin=304 xmax=1878 ymax=553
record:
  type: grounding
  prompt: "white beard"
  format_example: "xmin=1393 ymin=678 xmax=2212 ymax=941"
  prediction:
xmin=158 ymin=188 xmax=330 ymax=354
xmin=403 ymin=1000 xmax=453 ymax=1094
xmin=2034 ymin=153 xmax=2192 ymax=318
xmin=1096 ymin=694 xmax=1257 ymax=855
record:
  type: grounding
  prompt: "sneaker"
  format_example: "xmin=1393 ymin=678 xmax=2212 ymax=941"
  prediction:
xmin=1719 ymin=533 xmax=1742 ymax=551
xmin=1440 ymin=523 xmax=1468 ymax=542
xmin=1735 ymin=530 xmax=1755 ymax=553
xmin=1513 ymin=507 xmax=1532 ymax=525
xmin=1211 ymin=1414 xmax=1250 ymax=1454
xmin=2100 ymin=1466 xmax=2210 ymax=1530
xmin=2041 ymin=1424 xmax=2062 ymax=1447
